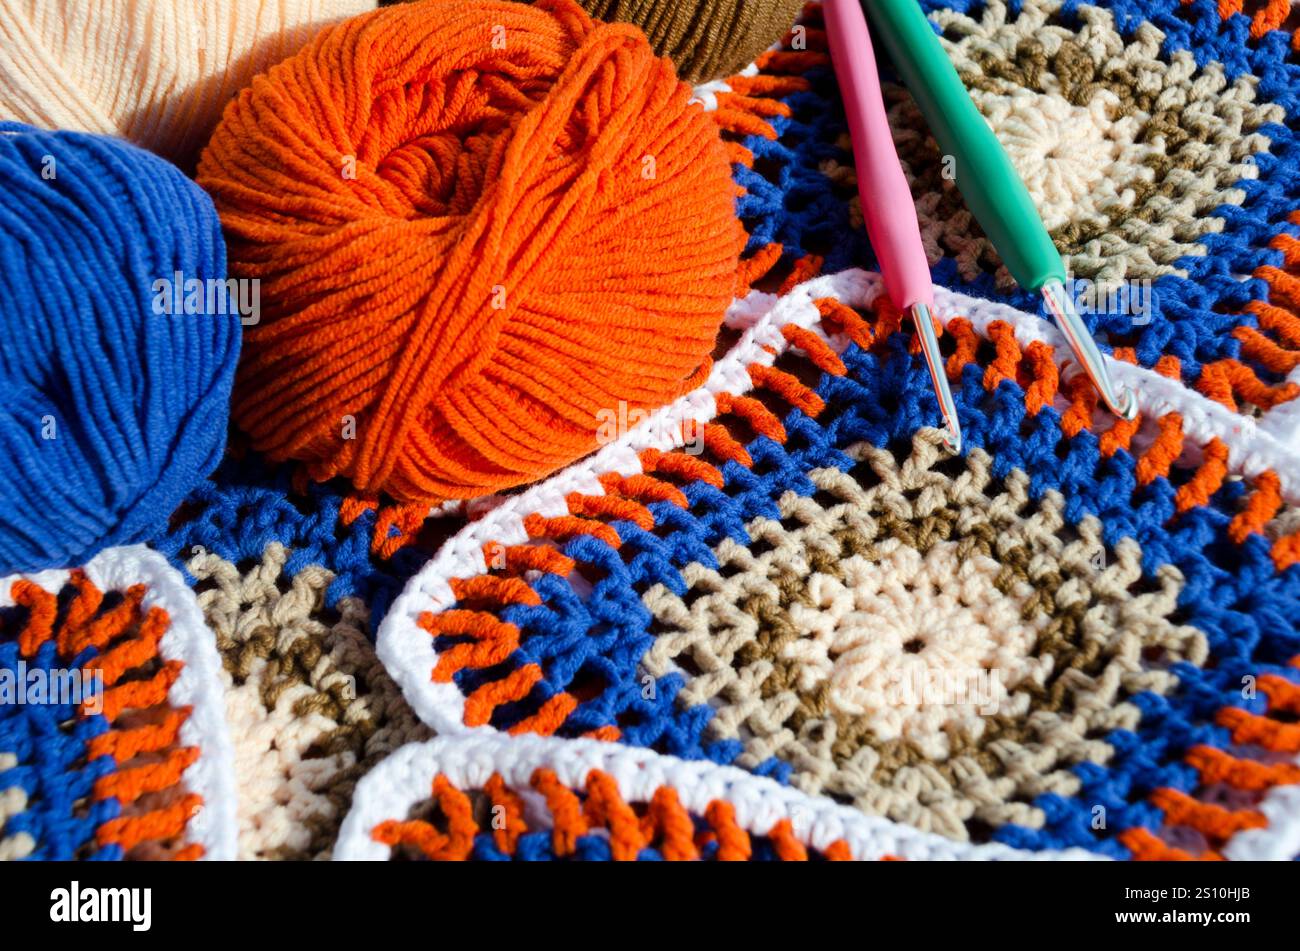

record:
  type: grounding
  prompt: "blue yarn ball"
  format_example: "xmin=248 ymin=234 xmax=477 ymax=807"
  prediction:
xmin=0 ymin=123 xmax=240 ymax=574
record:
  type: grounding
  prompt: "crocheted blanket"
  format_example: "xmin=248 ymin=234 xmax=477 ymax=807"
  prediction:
xmin=4 ymin=0 xmax=1300 ymax=861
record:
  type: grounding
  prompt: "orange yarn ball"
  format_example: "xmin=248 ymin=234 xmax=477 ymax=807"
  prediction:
xmin=198 ymin=0 xmax=743 ymax=502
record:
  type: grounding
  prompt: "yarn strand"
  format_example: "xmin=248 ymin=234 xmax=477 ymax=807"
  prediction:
xmin=200 ymin=0 xmax=743 ymax=503
xmin=0 ymin=123 xmax=239 ymax=574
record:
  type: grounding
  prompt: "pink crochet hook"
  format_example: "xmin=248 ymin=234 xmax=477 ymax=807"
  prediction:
xmin=824 ymin=0 xmax=960 ymax=453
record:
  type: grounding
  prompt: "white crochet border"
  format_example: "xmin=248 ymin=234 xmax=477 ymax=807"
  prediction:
xmin=0 ymin=545 xmax=237 ymax=861
xmin=1224 ymin=782 xmax=1300 ymax=860
xmin=376 ymin=267 xmax=1300 ymax=861
xmin=1258 ymin=360 xmax=1300 ymax=452
xmin=333 ymin=733 xmax=1105 ymax=861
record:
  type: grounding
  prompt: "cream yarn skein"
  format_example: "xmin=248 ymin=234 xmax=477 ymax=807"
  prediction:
xmin=0 ymin=0 xmax=375 ymax=167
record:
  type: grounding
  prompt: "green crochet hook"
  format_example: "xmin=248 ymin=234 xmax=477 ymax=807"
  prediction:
xmin=861 ymin=0 xmax=1137 ymax=420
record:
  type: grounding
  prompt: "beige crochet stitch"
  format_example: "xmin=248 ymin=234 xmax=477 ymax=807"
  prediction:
xmin=822 ymin=0 xmax=1283 ymax=291
xmin=186 ymin=544 xmax=429 ymax=860
xmin=639 ymin=431 xmax=1208 ymax=840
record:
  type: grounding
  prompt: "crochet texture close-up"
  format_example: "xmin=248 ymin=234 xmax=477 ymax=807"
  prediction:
xmin=2 ymin=0 xmax=1299 ymax=867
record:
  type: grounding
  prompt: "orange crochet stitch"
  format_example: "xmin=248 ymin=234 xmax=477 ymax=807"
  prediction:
xmin=198 ymin=0 xmax=743 ymax=502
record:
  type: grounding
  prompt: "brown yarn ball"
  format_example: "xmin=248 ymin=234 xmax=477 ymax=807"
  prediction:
xmin=573 ymin=0 xmax=805 ymax=82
